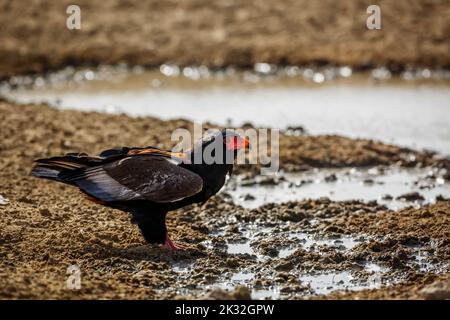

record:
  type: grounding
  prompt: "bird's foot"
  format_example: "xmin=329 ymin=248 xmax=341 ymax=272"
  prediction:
xmin=161 ymin=235 xmax=189 ymax=251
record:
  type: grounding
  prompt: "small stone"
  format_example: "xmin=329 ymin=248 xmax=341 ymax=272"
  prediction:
xmin=242 ymin=194 xmax=255 ymax=201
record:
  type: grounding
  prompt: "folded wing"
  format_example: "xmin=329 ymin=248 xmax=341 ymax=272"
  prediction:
xmin=62 ymin=155 xmax=203 ymax=203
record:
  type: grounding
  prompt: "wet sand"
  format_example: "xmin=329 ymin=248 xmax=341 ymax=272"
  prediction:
xmin=1 ymin=0 xmax=449 ymax=78
xmin=0 ymin=100 xmax=449 ymax=299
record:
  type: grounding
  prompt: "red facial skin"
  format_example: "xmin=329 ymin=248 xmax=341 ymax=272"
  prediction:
xmin=225 ymin=136 xmax=250 ymax=151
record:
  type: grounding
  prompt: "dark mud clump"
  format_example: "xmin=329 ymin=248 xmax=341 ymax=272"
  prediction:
xmin=396 ymin=192 xmax=425 ymax=202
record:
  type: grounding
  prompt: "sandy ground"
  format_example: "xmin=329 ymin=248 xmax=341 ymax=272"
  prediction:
xmin=1 ymin=0 xmax=449 ymax=78
xmin=0 ymin=100 xmax=449 ymax=299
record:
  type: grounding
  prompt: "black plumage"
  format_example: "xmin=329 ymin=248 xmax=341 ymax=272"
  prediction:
xmin=31 ymin=130 xmax=249 ymax=249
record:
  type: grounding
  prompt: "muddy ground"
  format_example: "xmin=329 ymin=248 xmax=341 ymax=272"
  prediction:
xmin=1 ymin=0 xmax=450 ymax=78
xmin=0 ymin=100 xmax=449 ymax=299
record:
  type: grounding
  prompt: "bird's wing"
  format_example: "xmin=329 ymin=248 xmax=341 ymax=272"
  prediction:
xmin=63 ymin=155 xmax=203 ymax=203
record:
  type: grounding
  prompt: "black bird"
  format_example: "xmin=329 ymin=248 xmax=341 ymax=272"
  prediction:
xmin=31 ymin=129 xmax=249 ymax=250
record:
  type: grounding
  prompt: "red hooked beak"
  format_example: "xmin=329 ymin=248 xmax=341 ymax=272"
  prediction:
xmin=226 ymin=136 xmax=250 ymax=150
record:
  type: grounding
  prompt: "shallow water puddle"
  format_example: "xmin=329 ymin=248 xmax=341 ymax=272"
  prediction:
xmin=225 ymin=232 xmax=359 ymax=257
xmin=300 ymin=271 xmax=380 ymax=295
xmin=225 ymin=166 xmax=449 ymax=210
xmin=404 ymin=242 xmax=449 ymax=274
xmin=215 ymin=273 xmax=282 ymax=300
xmin=2 ymin=68 xmax=450 ymax=154
xmin=210 ymin=249 xmax=387 ymax=298
xmin=290 ymin=232 xmax=360 ymax=251
xmin=227 ymin=242 xmax=254 ymax=255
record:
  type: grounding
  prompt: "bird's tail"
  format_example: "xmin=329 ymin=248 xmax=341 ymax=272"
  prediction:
xmin=30 ymin=153 xmax=102 ymax=183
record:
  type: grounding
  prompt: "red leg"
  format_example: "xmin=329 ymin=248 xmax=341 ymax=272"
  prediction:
xmin=162 ymin=234 xmax=189 ymax=251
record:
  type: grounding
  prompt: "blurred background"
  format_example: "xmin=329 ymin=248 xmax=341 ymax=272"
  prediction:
xmin=1 ymin=0 xmax=449 ymax=75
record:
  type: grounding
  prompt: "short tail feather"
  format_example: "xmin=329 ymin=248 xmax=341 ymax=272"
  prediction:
xmin=30 ymin=154 xmax=103 ymax=183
